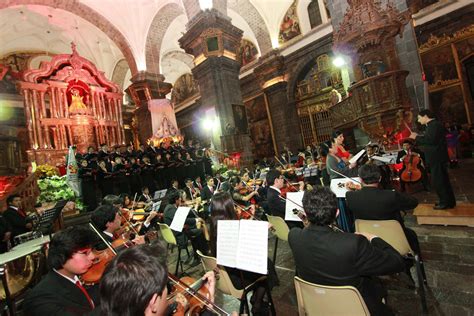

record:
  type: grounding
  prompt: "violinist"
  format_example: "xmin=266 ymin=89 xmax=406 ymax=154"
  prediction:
xmin=209 ymin=192 xmax=278 ymax=315
xmin=396 ymin=139 xmax=429 ymax=192
xmin=139 ymin=186 xmax=153 ymax=204
xmin=90 ymin=204 xmax=144 ymax=251
xmin=99 ymin=243 xmax=219 ymax=316
xmin=163 ymin=191 xmax=209 ymax=267
xmin=230 ymin=176 xmax=259 ymax=208
xmin=23 ymin=226 xmax=99 ymax=315
xmin=266 ymin=169 xmax=304 ymax=229
xmin=184 ymin=178 xmax=200 ymax=202
xmin=200 ymin=176 xmax=216 ymax=206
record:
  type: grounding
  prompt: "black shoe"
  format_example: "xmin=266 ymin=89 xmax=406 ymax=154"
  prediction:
xmin=433 ymin=204 xmax=449 ymax=210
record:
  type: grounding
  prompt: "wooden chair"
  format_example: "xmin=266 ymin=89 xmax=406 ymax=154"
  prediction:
xmin=294 ymin=276 xmax=370 ymax=316
xmin=197 ymin=251 xmax=276 ymax=315
xmin=266 ymin=214 xmax=290 ymax=264
xmin=158 ymin=223 xmax=189 ymax=276
xmin=355 ymin=219 xmax=427 ymax=312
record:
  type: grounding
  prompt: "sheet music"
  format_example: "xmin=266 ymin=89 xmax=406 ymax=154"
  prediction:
xmin=216 ymin=220 xmax=240 ymax=268
xmin=169 ymin=207 xmax=191 ymax=232
xmin=236 ymin=220 xmax=268 ymax=274
xmin=152 ymin=201 xmax=162 ymax=211
xmin=285 ymin=191 xmax=304 ymax=222
xmin=371 ymin=155 xmax=394 ymax=164
xmin=154 ymin=189 xmax=167 ymax=200
xmin=330 ymin=177 xmax=362 ymax=198
xmin=349 ymin=149 xmax=366 ymax=164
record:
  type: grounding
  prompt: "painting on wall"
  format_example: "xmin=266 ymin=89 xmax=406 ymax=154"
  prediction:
xmin=232 ymin=104 xmax=248 ymax=134
xmin=421 ymin=45 xmax=458 ymax=87
xmin=171 ymin=73 xmax=199 ymax=105
xmin=279 ymin=0 xmax=301 ymax=44
xmin=244 ymin=95 xmax=274 ymax=158
xmin=238 ymin=39 xmax=259 ymax=66
xmin=430 ymin=85 xmax=467 ymax=124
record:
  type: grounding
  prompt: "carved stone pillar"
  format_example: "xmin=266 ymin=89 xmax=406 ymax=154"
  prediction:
xmin=179 ymin=9 xmax=246 ymax=151
xmin=254 ymin=52 xmax=302 ymax=154
xmin=125 ymin=71 xmax=172 ymax=145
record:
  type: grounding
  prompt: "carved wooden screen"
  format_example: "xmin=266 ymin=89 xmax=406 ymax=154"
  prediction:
xmin=312 ymin=110 xmax=332 ymax=143
xmin=297 ymin=106 xmax=332 ymax=146
xmin=298 ymin=111 xmax=314 ymax=146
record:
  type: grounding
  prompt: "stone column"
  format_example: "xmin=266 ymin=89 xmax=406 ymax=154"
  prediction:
xmin=179 ymin=8 xmax=248 ymax=152
xmin=254 ymin=52 xmax=303 ymax=154
xmin=125 ymin=71 xmax=172 ymax=145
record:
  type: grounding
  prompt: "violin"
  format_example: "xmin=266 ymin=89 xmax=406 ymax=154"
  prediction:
xmin=401 ymin=149 xmax=422 ymax=183
xmin=167 ymin=273 xmax=229 ymax=315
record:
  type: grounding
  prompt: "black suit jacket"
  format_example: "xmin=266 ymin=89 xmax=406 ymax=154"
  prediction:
xmin=289 ymin=225 xmax=404 ymax=315
xmin=346 ymin=187 xmax=418 ymax=225
xmin=200 ymin=186 xmax=215 ymax=202
xmin=0 ymin=215 xmax=11 ymax=253
xmin=23 ymin=271 xmax=99 ymax=316
xmin=415 ymin=119 xmax=449 ymax=165
xmin=3 ymin=206 xmax=30 ymax=238
xmin=266 ymin=187 xmax=286 ymax=218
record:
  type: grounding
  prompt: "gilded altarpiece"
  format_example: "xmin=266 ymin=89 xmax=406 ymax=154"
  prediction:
xmin=17 ymin=44 xmax=124 ymax=164
xmin=295 ymin=54 xmax=344 ymax=146
xmin=417 ymin=22 xmax=474 ymax=124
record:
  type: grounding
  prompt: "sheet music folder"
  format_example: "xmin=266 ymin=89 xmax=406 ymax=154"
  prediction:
xmin=216 ymin=220 xmax=268 ymax=274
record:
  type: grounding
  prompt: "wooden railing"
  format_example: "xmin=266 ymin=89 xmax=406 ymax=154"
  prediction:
xmin=329 ymin=70 xmax=410 ymax=133
xmin=0 ymin=173 xmax=39 ymax=212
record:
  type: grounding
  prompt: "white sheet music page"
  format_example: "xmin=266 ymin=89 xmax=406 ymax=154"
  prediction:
xmin=236 ymin=220 xmax=268 ymax=274
xmin=216 ymin=220 xmax=240 ymax=268
xmin=285 ymin=191 xmax=304 ymax=221
xmin=349 ymin=149 xmax=365 ymax=165
xmin=169 ymin=207 xmax=191 ymax=232
xmin=330 ymin=177 xmax=362 ymax=198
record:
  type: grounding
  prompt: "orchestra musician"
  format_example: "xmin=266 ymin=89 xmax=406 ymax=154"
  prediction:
xmin=325 ymin=138 xmax=358 ymax=180
xmin=99 ymin=243 xmax=219 ymax=316
xmin=23 ymin=226 xmax=99 ymax=315
xmin=396 ymin=139 xmax=429 ymax=192
xmin=184 ymin=178 xmax=200 ymax=201
xmin=208 ymin=192 xmax=278 ymax=315
xmin=0 ymin=212 xmax=11 ymax=253
xmin=90 ymin=204 xmax=144 ymax=251
xmin=200 ymin=176 xmax=216 ymax=206
xmin=3 ymin=194 xmax=33 ymax=240
xmin=346 ymin=164 xmax=422 ymax=260
xmin=409 ymin=110 xmax=456 ymax=209
xmin=265 ymin=169 xmax=304 ymax=229
xmin=163 ymin=191 xmax=209 ymax=267
xmin=288 ymin=187 xmax=405 ymax=316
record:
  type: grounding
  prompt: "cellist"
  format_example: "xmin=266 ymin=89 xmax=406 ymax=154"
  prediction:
xmin=396 ymin=139 xmax=429 ymax=192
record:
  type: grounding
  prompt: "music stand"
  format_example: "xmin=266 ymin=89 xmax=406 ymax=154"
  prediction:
xmin=153 ymin=189 xmax=167 ymax=200
xmin=38 ymin=200 xmax=66 ymax=236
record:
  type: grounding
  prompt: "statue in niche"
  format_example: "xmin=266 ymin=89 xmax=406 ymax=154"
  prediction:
xmin=69 ymin=88 xmax=88 ymax=114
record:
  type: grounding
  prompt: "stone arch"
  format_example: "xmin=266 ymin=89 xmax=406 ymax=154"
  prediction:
xmin=111 ymin=58 xmax=130 ymax=90
xmin=181 ymin=0 xmax=201 ymax=21
xmin=145 ymin=2 xmax=185 ymax=74
xmin=286 ymin=37 xmax=332 ymax=102
xmin=228 ymin=0 xmax=273 ymax=54
xmin=0 ymin=0 xmax=138 ymax=75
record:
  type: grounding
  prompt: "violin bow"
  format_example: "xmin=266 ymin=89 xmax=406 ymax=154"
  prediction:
xmin=233 ymin=202 xmax=275 ymax=233
xmin=326 ymin=165 xmax=363 ymax=185
xmin=89 ymin=222 xmax=117 ymax=255
xmin=274 ymin=156 xmax=286 ymax=169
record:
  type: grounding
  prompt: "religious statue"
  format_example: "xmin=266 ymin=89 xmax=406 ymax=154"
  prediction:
xmin=69 ymin=88 xmax=88 ymax=114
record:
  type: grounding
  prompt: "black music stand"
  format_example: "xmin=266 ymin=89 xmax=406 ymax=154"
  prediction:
xmin=38 ymin=200 xmax=67 ymax=236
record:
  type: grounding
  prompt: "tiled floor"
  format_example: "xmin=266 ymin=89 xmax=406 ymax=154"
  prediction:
xmin=168 ymin=159 xmax=474 ymax=315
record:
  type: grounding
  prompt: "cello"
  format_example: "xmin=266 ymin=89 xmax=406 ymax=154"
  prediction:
xmin=401 ymin=149 xmax=422 ymax=183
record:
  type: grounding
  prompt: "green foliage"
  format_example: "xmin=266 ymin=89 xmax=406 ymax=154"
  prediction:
xmin=37 ymin=175 xmax=76 ymax=204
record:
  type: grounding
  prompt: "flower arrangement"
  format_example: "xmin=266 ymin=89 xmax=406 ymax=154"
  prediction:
xmin=35 ymin=164 xmax=59 ymax=179
xmin=37 ymin=175 xmax=84 ymax=211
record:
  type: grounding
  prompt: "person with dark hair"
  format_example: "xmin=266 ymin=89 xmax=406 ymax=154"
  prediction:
xmin=396 ymin=139 xmax=429 ymax=192
xmin=230 ymin=176 xmax=259 ymax=207
xmin=332 ymin=130 xmax=352 ymax=163
xmin=101 ymin=195 xmax=123 ymax=208
xmin=163 ymin=190 xmax=209 ymax=266
xmin=209 ymin=192 xmax=277 ymax=315
xmin=346 ymin=164 xmax=421 ymax=256
xmin=4 ymin=194 xmax=32 ymax=239
xmin=288 ymin=187 xmax=405 ymax=316
xmin=23 ymin=226 xmax=99 ymax=315
xmin=326 ymin=138 xmax=358 ymax=181
xmin=99 ymin=243 xmax=217 ymax=316
xmin=184 ymin=178 xmax=200 ymax=202
xmin=78 ymin=159 xmax=97 ymax=212
xmin=90 ymin=204 xmax=145 ymax=250
xmin=409 ymin=109 xmax=456 ymax=209
xmin=265 ymin=169 xmax=303 ymax=229
xmin=200 ymin=176 xmax=215 ymax=203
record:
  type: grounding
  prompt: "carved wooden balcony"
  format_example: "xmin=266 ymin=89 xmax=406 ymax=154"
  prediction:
xmin=329 ymin=70 xmax=411 ymax=139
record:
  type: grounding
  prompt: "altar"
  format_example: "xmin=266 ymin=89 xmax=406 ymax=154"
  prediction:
xmin=17 ymin=43 xmax=124 ymax=165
